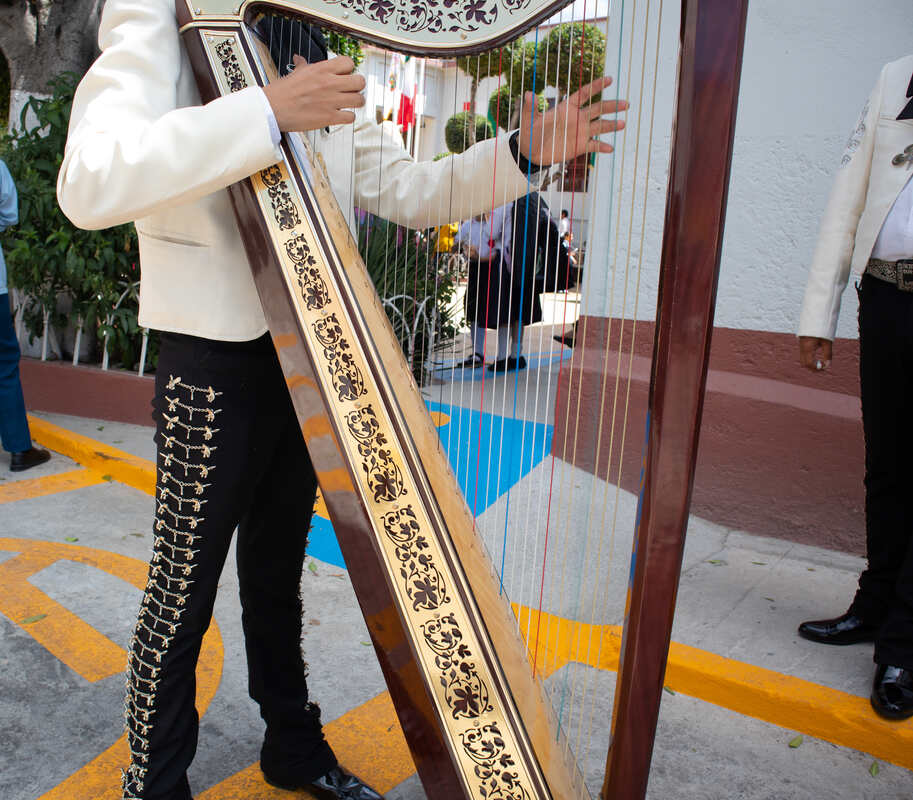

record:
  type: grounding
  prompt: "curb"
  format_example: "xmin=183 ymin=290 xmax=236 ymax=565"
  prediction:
xmin=28 ymin=415 xmax=156 ymax=497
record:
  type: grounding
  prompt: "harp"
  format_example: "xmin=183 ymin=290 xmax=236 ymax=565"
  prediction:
xmin=175 ymin=0 xmax=747 ymax=797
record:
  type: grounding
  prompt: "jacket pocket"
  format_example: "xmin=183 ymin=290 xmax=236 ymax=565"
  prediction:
xmin=138 ymin=229 xmax=208 ymax=248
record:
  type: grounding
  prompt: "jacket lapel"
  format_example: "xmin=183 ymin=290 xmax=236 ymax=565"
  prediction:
xmin=897 ymin=71 xmax=913 ymax=120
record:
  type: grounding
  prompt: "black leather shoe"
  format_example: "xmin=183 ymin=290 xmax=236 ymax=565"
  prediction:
xmin=264 ymin=765 xmax=383 ymax=799
xmin=10 ymin=447 xmax=50 ymax=472
xmin=871 ymin=664 xmax=913 ymax=720
xmin=488 ymin=355 xmax=527 ymax=373
xmin=456 ymin=353 xmax=483 ymax=370
xmin=797 ymin=612 xmax=878 ymax=646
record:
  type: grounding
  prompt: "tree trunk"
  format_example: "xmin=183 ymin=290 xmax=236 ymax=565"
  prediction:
xmin=467 ymin=77 xmax=477 ymax=146
xmin=0 ymin=0 xmax=103 ymax=123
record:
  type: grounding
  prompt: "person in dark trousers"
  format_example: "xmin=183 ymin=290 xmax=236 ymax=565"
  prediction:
xmin=0 ymin=158 xmax=50 ymax=473
xmin=797 ymin=55 xmax=913 ymax=721
xmin=58 ymin=2 xmax=627 ymax=798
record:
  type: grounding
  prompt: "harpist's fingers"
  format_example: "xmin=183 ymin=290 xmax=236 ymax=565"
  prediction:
xmin=589 ymin=118 xmax=626 ymax=136
xmin=566 ymin=76 xmax=614 ymax=107
xmin=331 ymin=90 xmax=366 ymax=109
xmin=587 ymin=99 xmax=629 ymax=119
xmin=585 ymin=139 xmax=615 ymax=154
xmin=329 ymin=110 xmax=357 ymax=125
xmin=322 ymin=55 xmax=356 ymax=74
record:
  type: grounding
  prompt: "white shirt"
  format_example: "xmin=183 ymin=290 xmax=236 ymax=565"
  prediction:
xmin=871 ymin=175 xmax=913 ymax=260
xmin=456 ymin=205 xmax=509 ymax=260
xmin=558 ymin=216 xmax=570 ymax=237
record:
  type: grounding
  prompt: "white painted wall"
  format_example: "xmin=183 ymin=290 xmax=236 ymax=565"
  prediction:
xmin=585 ymin=0 xmax=911 ymax=337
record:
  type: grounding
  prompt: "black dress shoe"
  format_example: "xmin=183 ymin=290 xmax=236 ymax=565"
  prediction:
xmin=456 ymin=353 xmax=483 ymax=370
xmin=264 ymin=765 xmax=383 ymax=799
xmin=9 ymin=447 xmax=50 ymax=472
xmin=871 ymin=664 xmax=913 ymax=720
xmin=488 ymin=355 xmax=527 ymax=373
xmin=797 ymin=612 xmax=877 ymax=645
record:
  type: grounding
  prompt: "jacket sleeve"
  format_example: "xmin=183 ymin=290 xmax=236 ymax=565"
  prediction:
xmin=57 ymin=0 xmax=281 ymax=231
xmin=0 ymin=161 xmax=19 ymax=231
xmin=351 ymin=117 xmax=532 ymax=229
xmin=798 ymin=68 xmax=885 ymax=340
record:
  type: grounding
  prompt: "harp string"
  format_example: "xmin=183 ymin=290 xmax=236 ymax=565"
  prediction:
xmin=571 ymin=0 xmax=664 ymax=762
xmin=260 ymin=6 xmax=668 ymax=785
xmin=543 ymin=0 xmax=617 ymax=738
xmin=533 ymin=0 xmax=603 ymax=684
xmin=499 ymin=33 xmax=541 ymax=610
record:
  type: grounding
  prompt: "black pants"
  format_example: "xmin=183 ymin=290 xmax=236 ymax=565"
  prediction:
xmin=122 ymin=332 xmax=336 ymax=800
xmin=850 ymin=274 xmax=913 ymax=670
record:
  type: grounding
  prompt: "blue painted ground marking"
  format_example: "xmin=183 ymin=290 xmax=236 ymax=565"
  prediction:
xmin=306 ymin=400 xmax=555 ymax=569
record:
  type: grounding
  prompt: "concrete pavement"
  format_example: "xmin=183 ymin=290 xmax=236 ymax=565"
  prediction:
xmin=1 ymin=409 xmax=911 ymax=800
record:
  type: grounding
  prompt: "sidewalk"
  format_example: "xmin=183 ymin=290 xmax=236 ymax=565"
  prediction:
xmin=1 ymin=410 xmax=911 ymax=800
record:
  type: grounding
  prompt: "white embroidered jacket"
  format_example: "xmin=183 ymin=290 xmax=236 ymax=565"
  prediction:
xmin=799 ymin=54 xmax=913 ymax=341
xmin=57 ymin=0 xmax=532 ymax=342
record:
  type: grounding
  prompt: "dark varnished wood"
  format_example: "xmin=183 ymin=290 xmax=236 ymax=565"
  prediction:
xmin=602 ymin=1 xmax=749 ymax=798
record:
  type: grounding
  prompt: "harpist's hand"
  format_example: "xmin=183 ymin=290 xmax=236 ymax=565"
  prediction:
xmin=517 ymin=77 xmax=627 ymax=166
xmin=263 ymin=55 xmax=366 ymax=132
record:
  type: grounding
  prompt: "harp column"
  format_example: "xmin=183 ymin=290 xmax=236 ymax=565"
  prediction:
xmin=602 ymin=0 xmax=750 ymax=798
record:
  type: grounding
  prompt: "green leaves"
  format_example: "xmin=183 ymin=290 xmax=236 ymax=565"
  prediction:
xmin=788 ymin=734 xmax=803 ymax=749
xmin=20 ymin=614 xmax=47 ymax=625
xmin=444 ymin=112 xmax=493 ymax=155
xmin=357 ymin=218 xmax=457 ymax=383
xmin=3 ymin=71 xmax=150 ymax=370
xmin=544 ymin=23 xmax=607 ymax=99
xmin=869 ymin=760 xmax=879 ymax=778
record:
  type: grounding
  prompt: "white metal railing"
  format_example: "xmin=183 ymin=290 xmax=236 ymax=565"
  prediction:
xmin=13 ymin=282 xmax=151 ymax=377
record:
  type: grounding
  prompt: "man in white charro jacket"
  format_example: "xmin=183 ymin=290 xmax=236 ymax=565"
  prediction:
xmin=56 ymin=2 xmax=628 ymax=798
xmin=797 ymin=54 xmax=913 ymax=722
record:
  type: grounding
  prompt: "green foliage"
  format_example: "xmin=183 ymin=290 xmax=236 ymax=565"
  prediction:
xmin=357 ymin=217 xmax=457 ymax=382
xmin=454 ymin=49 xmax=504 ymax=86
xmin=324 ymin=31 xmax=364 ymax=67
xmin=2 ymin=72 xmax=154 ymax=370
xmin=432 ymin=151 xmax=452 ymax=162
xmin=444 ymin=112 xmax=493 ymax=155
xmin=544 ymin=22 xmax=607 ymax=98
xmin=488 ymin=86 xmax=545 ymax=131
xmin=505 ymin=40 xmax=547 ymax=96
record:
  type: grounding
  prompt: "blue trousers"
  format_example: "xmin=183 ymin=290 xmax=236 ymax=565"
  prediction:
xmin=0 ymin=292 xmax=30 ymax=454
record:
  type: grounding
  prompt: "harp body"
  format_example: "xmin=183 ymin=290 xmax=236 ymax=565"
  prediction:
xmin=176 ymin=1 xmax=748 ymax=797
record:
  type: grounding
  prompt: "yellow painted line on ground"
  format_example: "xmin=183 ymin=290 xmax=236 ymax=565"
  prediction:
xmin=516 ymin=605 xmax=913 ymax=771
xmin=28 ymin=414 xmax=156 ymax=496
xmin=198 ymin=693 xmax=413 ymax=799
xmin=0 ymin=546 xmax=125 ymax=681
xmin=0 ymin=467 xmax=105 ymax=504
xmin=0 ymin=539 xmax=224 ymax=800
xmin=21 ymin=420 xmax=913 ymax=779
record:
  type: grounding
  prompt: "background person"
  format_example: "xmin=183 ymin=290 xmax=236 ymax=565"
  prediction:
xmin=57 ymin=3 xmax=627 ymax=798
xmin=797 ymin=54 xmax=913 ymax=721
xmin=0 ymin=158 xmax=50 ymax=473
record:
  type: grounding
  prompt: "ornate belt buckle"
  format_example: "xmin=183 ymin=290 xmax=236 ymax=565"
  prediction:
xmin=896 ymin=259 xmax=913 ymax=291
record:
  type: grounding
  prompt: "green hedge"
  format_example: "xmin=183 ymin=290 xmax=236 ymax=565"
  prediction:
xmin=3 ymin=73 xmax=154 ymax=371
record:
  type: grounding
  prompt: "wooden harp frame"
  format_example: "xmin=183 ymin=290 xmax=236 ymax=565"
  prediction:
xmin=175 ymin=0 xmax=749 ymax=797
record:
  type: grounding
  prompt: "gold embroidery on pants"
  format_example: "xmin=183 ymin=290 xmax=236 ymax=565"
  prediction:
xmin=123 ymin=376 xmax=222 ymax=799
